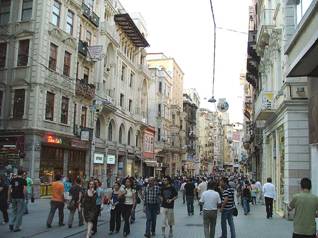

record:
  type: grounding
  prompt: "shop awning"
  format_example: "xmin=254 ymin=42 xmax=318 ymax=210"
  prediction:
xmin=114 ymin=13 xmax=150 ymax=48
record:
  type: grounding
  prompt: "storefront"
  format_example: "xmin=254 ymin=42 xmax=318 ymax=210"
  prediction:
xmin=93 ymin=152 xmax=105 ymax=179
xmin=40 ymin=134 xmax=87 ymax=184
xmin=117 ymin=150 xmax=125 ymax=178
xmin=142 ymin=127 xmax=155 ymax=177
xmin=106 ymin=152 xmax=116 ymax=187
xmin=0 ymin=135 xmax=25 ymax=174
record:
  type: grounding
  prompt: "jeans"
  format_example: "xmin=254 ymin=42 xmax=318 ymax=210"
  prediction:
xmin=145 ymin=204 xmax=158 ymax=235
xmin=186 ymin=195 xmax=194 ymax=215
xmin=24 ymin=192 xmax=31 ymax=213
xmin=221 ymin=209 xmax=236 ymax=238
xmin=68 ymin=206 xmax=83 ymax=226
xmin=242 ymin=197 xmax=250 ymax=215
xmin=110 ymin=205 xmax=121 ymax=232
xmin=92 ymin=204 xmax=101 ymax=233
xmin=182 ymin=191 xmax=185 ymax=204
xmin=251 ymin=196 xmax=256 ymax=205
xmin=131 ymin=203 xmax=136 ymax=222
xmin=47 ymin=200 xmax=64 ymax=225
xmin=0 ymin=207 xmax=9 ymax=223
xmin=9 ymin=198 xmax=24 ymax=229
xmin=122 ymin=204 xmax=133 ymax=234
xmin=203 ymin=210 xmax=217 ymax=238
xmin=265 ymin=197 xmax=273 ymax=218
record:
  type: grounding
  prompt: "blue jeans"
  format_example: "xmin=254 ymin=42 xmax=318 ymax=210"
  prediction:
xmin=9 ymin=198 xmax=25 ymax=230
xmin=242 ymin=197 xmax=250 ymax=215
xmin=186 ymin=196 xmax=194 ymax=215
xmin=145 ymin=204 xmax=158 ymax=235
xmin=221 ymin=209 xmax=236 ymax=238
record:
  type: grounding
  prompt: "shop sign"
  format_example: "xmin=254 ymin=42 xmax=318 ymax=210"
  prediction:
xmin=44 ymin=134 xmax=64 ymax=145
xmin=71 ymin=139 xmax=89 ymax=149
xmin=94 ymin=153 xmax=104 ymax=164
xmin=107 ymin=155 xmax=116 ymax=164
xmin=80 ymin=128 xmax=94 ymax=141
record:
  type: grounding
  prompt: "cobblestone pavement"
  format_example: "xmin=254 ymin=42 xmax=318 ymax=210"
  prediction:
xmin=0 ymin=195 xmax=293 ymax=238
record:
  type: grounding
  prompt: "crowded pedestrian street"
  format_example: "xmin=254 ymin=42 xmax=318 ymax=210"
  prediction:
xmin=0 ymin=193 xmax=293 ymax=238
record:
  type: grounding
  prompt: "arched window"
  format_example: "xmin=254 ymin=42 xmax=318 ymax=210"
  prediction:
xmin=95 ymin=118 xmax=101 ymax=138
xmin=108 ymin=121 xmax=113 ymax=141
xmin=128 ymin=128 xmax=133 ymax=145
xmin=119 ymin=124 xmax=124 ymax=144
xmin=135 ymin=131 xmax=140 ymax=148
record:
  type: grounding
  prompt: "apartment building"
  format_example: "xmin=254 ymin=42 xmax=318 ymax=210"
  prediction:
xmin=284 ymin=0 xmax=318 ymax=195
xmin=245 ymin=0 xmax=311 ymax=216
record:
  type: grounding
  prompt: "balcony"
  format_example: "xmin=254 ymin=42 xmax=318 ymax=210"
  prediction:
xmin=75 ymin=79 xmax=95 ymax=100
xmin=78 ymin=40 xmax=88 ymax=56
xmin=82 ymin=3 xmax=100 ymax=27
xmin=246 ymin=72 xmax=257 ymax=88
xmin=254 ymin=91 xmax=275 ymax=121
xmin=101 ymin=21 xmax=120 ymax=46
xmin=256 ymin=9 xmax=276 ymax=52
xmin=100 ymin=95 xmax=117 ymax=113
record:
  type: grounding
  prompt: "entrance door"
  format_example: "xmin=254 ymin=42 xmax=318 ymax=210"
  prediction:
xmin=68 ymin=150 xmax=86 ymax=180
xmin=40 ymin=146 xmax=64 ymax=183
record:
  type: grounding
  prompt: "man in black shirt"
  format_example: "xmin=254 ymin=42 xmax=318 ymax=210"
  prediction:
xmin=8 ymin=169 xmax=27 ymax=232
xmin=67 ymin=177 xmax=84 ymax=228
xmin=160 ymin=176 xmax=177 ymax=238
xmin=184 ymin=178 xmax=195 ymax=216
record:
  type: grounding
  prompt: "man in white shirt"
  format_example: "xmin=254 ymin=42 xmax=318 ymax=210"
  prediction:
xmin=262 ymin=177 xmax=276 ymax=219
xmin=197 ymin=178 xmax=207 ymax=215
xmin=180 ymin=179 xmax=187 ymax=204
xmin=199 ymin=181 xmax=221 ymax=238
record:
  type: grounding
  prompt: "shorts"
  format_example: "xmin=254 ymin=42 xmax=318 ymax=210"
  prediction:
xmin=162 ymin=207 xmax=175 ymax=227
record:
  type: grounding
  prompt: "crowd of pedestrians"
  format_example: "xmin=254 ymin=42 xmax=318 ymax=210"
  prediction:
xmin=0 ymin=169 xmax=318 ymax=238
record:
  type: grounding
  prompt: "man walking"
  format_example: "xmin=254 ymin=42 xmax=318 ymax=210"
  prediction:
xmin=143 ymin=177 xmax=161 ymax=238
xmin=200 ymin=181 xmax=221 ymax=238
xmin=68 ymin=177 xmax=84 ymax=228
xmin=180 ymin=178 xmax=187 ymax=204
xmin=197 ymin=177 xmax=207 ymax=215
xmin=47 ymin=174 xmax=65 ymax=228
xmin=184 ymin=178 xmax=195 ymax=216
xmin=160 ymin=176 xmax=178 ymax=238
xmin=220 ymin=177 xmax=236 ymax=238
xmin=8 ymin=170 xmax=27 ymax=232
xmin=262 ymin=177 xmax=276 ymax=219
xmin=288 ymin=178 xmax=318 ymax=238
xmin=23 ymin=171 xmax=33 ymax=214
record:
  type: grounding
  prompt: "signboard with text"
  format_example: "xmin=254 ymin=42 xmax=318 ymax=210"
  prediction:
xmin=107 ymin=155 xmax=116 ymax=164
xmin=94 ymin=153 xmax=104 ymax=164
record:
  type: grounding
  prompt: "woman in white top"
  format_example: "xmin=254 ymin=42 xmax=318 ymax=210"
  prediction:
xmin=121 ymin=178 xmax=136 ymax=237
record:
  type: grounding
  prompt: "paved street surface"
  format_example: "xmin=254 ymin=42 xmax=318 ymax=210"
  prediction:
xmin=0 ymin=194 xmax=293 ymax=238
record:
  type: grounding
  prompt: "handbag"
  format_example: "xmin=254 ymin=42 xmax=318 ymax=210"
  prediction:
xmin=136 ymin=194 xmax=141 ymax=204
xmin=31 ymin=195 xmax=35 ymax=203
xmin=233 ymin=207 xmax=238 ymax=217
xmin=103 ymin=196 xmax=110 ymax=205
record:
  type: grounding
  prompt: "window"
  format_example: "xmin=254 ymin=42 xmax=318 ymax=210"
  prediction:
xmin=63 ymin=51 xmax=71 ymax=76
xmin=128 ymin=99 xmax=132 ymax=112
xmin=80 ymin=106 xmax=87 ymax=127
xmin=158 ymin=104 xmax=161 ymax=117
xmin=49 ymin=43 xmax=58 ymax=71
xmin=13 ymin=89 xmax=25 ymax=119
xmin=157 ymin=128 xmax=161 ymax=141
xmin=83 ymin=67 xmax=89 ymax=83
xmin=159 ymin=81 xmax=162 ymax=93
xmin=86 ymin=30 xmax=92 ymax=45
xmin=296 ymin=0 xmax=313 ymax=24
xmin=129 ymin=72 xmax=134 ymax=87
xmin=45 ymin=92 xmax=55 ymax=121
xmin=121 ymin=64 xmax=126 ymax=81
xmin=79 ymin=24 xmax=82 ymax=40
xmin=172 ymin=114 xmax=175 ymax=125
xmin=21 ymin=0 xmax=33 ymax=21
xmin=0 ymin=43 xmax=6 ymax=68
xmin=119 ymin=125 xmax=123 ymax=144
xmin=17 ymin=39 xmax=30 ymax=66
xmin=51 ymin=0 xmax=61 ymax=26
xmin=95 ymin=118 xmax=100 ymax=138
xmin=108 ymin=121 xmax=113 ymax=141
xmin=66 ymin=10 xmax=74 ymax=35
xmin=85 ymin=0 xmax=94 ymax=10
xmin=0 ymin=0 xmax=10 ymax=25
xmin=120 ymin=94 xmax=124 ymax=107
xmin=0 ymin=90 xmax=3 ymax=116
xmin=128 ymin=129 xmax=131 ymax=145
xmin=60 ymin=96 xmax=69 ymax=124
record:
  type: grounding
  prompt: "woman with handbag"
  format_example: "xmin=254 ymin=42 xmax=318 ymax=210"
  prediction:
xmin=82 ymin=180 xmax=98 ymax=238
xmin=121 ymin=178 xmax=136 ymax=237
xmin=67 ymin=177 xmax=84 ymax=228
xmin=242 ymin=181 xmax=252 ymax=215
xmin=109 ymin=182 xmax=123 ymax=234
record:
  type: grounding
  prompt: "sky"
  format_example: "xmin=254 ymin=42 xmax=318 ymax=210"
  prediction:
xmin=120 ymin=0 xmax=250 ymax=123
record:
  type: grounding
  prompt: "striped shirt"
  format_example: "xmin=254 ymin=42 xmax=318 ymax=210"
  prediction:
xmin=222 ymin=186 xmax=235 ymax=210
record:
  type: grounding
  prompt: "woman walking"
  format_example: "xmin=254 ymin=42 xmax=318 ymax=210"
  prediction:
xmin=121 ymin=178 xmax=136 ymax=237
xmin=0 ymin=175 xmax=9 ymax=224
xmin=109 ymin=182 xmax=123 ymax=234
xmin=82 ymin=180 xmax=98 ymax=238
xmin=92 ymin=179 xmax=103 ymax=235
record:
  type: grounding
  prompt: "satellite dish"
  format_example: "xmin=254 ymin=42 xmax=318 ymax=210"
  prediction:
xmin=217 ymin=98 xmax=229 ymax=112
